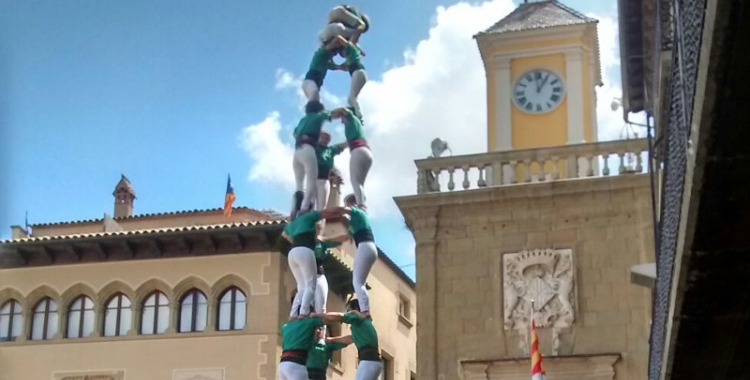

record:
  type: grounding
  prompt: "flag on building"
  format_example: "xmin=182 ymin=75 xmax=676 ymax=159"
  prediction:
xmin=223 ymin=174 xmax=236 ymax=217
xmin=531 ymin=318 xmax=546 ymax=380
xmin=25 ymin=211 xmax=31 ymax=235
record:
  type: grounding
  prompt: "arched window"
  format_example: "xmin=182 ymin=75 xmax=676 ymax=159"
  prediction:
xmin=66 ymin=296 xmax=95 ymax=338
xmin=141 ymin=292 xmax=169 ymax=335
xmin=31 ymin=298 xmax=58 ymax=340
xmin=178 ymin=289 xmax=207 ymax=333
xmin=103 ymin=294 xmax=131 ymax=337
xmin=0 ymin=300 xmax=22 ymax=342
xmin=217 ymin=287 xmax=246 ymax=331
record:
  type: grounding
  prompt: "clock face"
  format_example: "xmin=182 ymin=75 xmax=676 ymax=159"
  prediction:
xmin=512 ymin=69 xmax=566 ymax=114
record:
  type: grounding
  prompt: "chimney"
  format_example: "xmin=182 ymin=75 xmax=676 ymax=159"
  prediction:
xmin=113 ymin=174 xmax=136 ymax=218
xmin=10 ymin=225 xmax=29 ymax=239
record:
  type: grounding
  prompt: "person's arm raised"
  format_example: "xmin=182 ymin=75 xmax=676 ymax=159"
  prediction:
xmin=325 ymin=335 xmax=353 ymax=346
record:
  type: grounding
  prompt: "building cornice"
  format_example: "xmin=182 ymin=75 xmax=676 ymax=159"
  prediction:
xmin=395 ymin=174 xmax=651 ymax=225
xmin=0 ymin=221 xmax=285 ymax=269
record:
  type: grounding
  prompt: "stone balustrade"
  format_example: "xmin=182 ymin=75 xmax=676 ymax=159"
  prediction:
xmin=416 ymin=138 xmax=649 ymax=194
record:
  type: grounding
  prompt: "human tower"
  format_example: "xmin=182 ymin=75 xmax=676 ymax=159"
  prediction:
xmin=278 ymin=6 xmax=382 ymax=380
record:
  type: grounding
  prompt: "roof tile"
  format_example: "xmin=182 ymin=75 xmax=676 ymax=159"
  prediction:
xmin=2 ymin=219 xmax=286 ymax=244
xmin=29 ymin=207 xmax=279 ymax=227
xmin=480 ymin=0 xmax=596 ymax=35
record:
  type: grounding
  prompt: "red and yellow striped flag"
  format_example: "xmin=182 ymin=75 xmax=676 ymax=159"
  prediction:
xmin=531 ymin=318 xmax=546 ymax=380
xmin=223 ymin=174 xmax=236 ymax=217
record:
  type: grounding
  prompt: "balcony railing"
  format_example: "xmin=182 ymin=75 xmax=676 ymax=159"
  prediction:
xmin=415 ymin=138 xmax=650 ymax=194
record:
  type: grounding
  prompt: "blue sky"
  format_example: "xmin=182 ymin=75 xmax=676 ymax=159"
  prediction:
xmin=0 ymin=0 xmax=622 ymax=280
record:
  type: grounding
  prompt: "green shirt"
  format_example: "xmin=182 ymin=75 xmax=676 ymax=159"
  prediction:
xmin=316 ymin=145 xmax=344 ymax=173
xmin=308 ymin=46 xmax=336 ymax=74
xmin=306 ymin=340 xmax=348 ymax=370
xmin=314 ymin=241 xmax=340 ymax=262
xmin=343 ymin=110 xmax=365 ymax=142
xmin=294 ymin=112 xmax=332 ymax=138
xmin=281 ymin=317 xmax=324 ymax=351
xmin=342 ymin=313 xmax=379 ymax=349
xmin=349 ymin=207 xmax=371 ymax=234
xmin=344 ymin=44 xmax=363 ymax=68
xmin=284 ymin=211 xmax=322 ymax=238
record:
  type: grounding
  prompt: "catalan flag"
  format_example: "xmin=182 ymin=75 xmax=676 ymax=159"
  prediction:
xmin=223 ymin=174 xmax=236 ymax=217
xmin=531 ymin=318 xmax=546 ymax=380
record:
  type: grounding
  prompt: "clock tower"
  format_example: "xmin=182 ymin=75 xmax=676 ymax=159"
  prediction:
xmin=474 ymin=0 xmax=601 ymax=152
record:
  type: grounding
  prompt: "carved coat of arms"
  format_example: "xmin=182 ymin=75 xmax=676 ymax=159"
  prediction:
xmin=502 ymin=248 xmax=576 ymax=331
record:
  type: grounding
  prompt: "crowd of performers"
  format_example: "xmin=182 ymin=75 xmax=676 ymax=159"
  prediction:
xmin=279 ymin=6 xmax=383 ymax=380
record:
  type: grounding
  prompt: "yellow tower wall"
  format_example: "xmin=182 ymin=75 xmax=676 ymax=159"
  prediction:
xmin=484 ymin=31 xmax=597 ymax=152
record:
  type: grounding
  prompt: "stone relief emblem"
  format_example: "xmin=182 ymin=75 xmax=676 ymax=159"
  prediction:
xmin=502 ymin=248 xmax=576 ymax=331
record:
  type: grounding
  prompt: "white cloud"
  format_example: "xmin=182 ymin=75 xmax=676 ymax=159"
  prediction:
xmin=239 ymin=112 xmax=296 ymax=189
xmin=241 ymin=0 xmax=631 ymax=218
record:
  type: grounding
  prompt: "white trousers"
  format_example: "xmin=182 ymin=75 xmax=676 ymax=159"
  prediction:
xmin=289 ymin=246 xmax=317 ymax=317
xmin=315 ymin=273 xmax=328 ymax=314
xmin=348 ymin=70 xmax=367 ymax=118
xmin=302 ymin=79 xmax=320 ymax=103
xmin=353 ymin=241 xmax=378 ymax=312
xmin=350 ymin=147 xmax=372 ymax=207
xmin=316 ymin=179 xmax=330 ymax=210
xmin=293 ymin=145 xmax=318 ymax=213
xmin=315 ymin=273 xmax=328 ymax=338
xmin=319 ymin=22 xmax=357 ymax=45
xmin=279 ymin=361 xmax=309 ymax=380
xmin=355 ymin=360 xmax=383 ymax=380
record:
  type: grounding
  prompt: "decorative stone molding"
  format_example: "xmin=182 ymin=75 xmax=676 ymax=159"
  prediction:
xmin=0 ymin=275 xmax=258 ymax=345
xmin=173 ymin=276 xmax=212 ymax=301
xmin=134 ymin=278 xmax=174 ymax=306
xmin=97 ymin=280 xmax=135 ymax=304
xmin=172 ymin=368 xmax=224 ymax=380
xmin=210 ymin=273 xmax=252 ymax=299
xmin=61 ymin=283 xmax=98 ymax=311
xmin=502 ymin=249 xmax=577 ymax=331
xmin=23 ymin=285 xmax=61 ymax=316
xmin=53 ymin=370 xmax=125 ymax=380
xmin=461 ymin=354 xmax=619 ymax=380
xmin=0 ymin=287 xmax=25 ymax=309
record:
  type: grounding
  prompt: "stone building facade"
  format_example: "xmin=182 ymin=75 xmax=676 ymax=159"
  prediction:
xmin=0 ymin=175 xmax=416 ymax=380
xmin=396 ymin=2 xmax=655 ymax=379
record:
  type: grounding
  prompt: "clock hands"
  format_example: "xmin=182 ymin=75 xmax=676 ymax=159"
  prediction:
xmin=539 ymin=73 xmax=550 ymax=92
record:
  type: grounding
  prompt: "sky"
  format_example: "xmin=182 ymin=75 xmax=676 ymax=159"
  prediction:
xmin=0 ymin=0 xmax=638 ymax=281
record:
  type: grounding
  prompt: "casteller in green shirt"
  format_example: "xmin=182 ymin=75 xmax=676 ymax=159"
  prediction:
xmin=306 ymin=339 xmax=348 ymax=370
xmin=316 ymin=145 xmax=344 ymax=178
xmin=342 ymin=108 xmax=366 ymax=142
xmin=314 ymin=241 xmax=340 ymax=264
xmin=343 ymin=43 xmax=364 ymax=70
xmin=307 ymin=47 xmax=337 ymax=76
xmin=294 ymin=112 xmax=332 ymax=141
xmin=348 ymin=206 xmax=371 ymax=234
xmin=284 ymin=211 xmax=322 ymax=239
xmin=342 ymin=312 xmax=379 ymax=350
xmin=281 ymin=317 xmax=324 ymax=352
